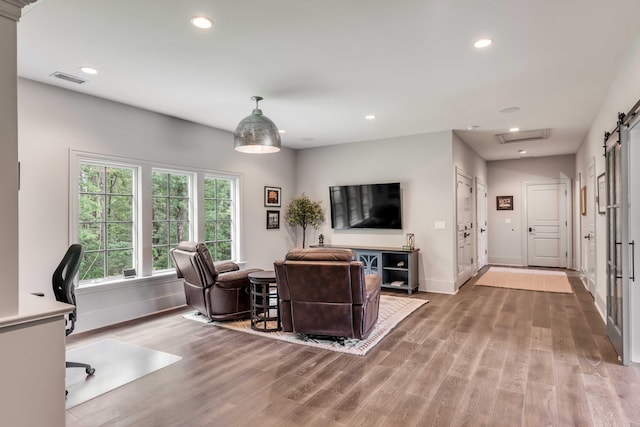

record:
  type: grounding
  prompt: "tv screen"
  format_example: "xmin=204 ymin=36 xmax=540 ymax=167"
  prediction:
xmin=329 ymin=182 xmax=402 ymax=229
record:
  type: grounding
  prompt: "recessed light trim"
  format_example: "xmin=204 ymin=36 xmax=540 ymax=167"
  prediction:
xmin=474 ymin=38 xmax=493 ymax=48
xmin=278 ymin=129 xmax=286 ymax=134
xmin=467 ymin=125 xmax=480 ymax=130
xmin=499 ymin=106 xmax=521 ymax=114
xmin=365 ymin=115 xmax=376 ymax=120
xmin=191 ymin=16 xmax=213 ymax=29
xmin=80 ymin=66 xmax=98 ymax=75
xmin=509 ymin=127 xmax=520 ymax=132
xmin=518 ymin=149 xmax=527 ymax=154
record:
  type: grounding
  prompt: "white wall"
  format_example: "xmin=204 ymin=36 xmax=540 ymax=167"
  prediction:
xmin=575 ymin=30 xmax=640 ymax=323
xmin=295 ymin=130 xmax=485 ymax=294
xmin=18 ymin=78 xmax=297 ymax=332
xmin=487 ymin=155 xmax=575 ymax=266
xmin=452 ymin=131 xmax=488 ymax=288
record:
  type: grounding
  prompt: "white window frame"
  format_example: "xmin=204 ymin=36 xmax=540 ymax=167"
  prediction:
xmin=70 ymin=150 xmax=243 ymax=288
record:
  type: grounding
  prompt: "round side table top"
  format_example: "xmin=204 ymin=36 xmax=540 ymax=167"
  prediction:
xmin=248 ymin=270 xmax=275 ymax=280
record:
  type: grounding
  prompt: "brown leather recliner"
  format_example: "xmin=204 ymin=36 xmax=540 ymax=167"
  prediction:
xmin=274 ymin=248 xmax=382 ymax=340
xmin=170 ymin=241 xmax=262 ymax=321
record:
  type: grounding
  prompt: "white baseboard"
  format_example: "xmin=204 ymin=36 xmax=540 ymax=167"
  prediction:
xmin=422 ymin=279 xmax=456 ymax=295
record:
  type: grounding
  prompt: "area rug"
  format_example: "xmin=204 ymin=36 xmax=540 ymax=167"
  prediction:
xmin=475 ymin=266 xmax=573 ymax=294
xmin=183 ymin=295 xmax=428 ymax=356
xmin=65 ymin=339 xmax=182 ymax=409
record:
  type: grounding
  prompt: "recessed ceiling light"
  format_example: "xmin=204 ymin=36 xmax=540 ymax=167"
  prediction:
xmin=278 ymin=129 xmax=286 ymax=134
xmin=518 ymin=149 xmax=527 ymax=154
xmin=80 ymin=66 xmax=98 ymax=75
xmin=191 ymin=16 xmax=213 ymax=29
xmin=499 ymin=106 xmax=520 ymax=114
xmin=509 ymin=127 xmax=520 ymax=132
xmin=365 ymin=115 xmax=376 ymax=120
xmin=467 ymin=125 xmax=480 ymax=130
xmin=474 ymin=38 xmax=493 ymax=48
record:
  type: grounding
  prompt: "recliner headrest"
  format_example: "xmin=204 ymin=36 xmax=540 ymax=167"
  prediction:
xmin=285 ymin=248 xmax=356 ymax=262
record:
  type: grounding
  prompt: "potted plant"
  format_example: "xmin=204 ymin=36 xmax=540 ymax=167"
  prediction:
xmin=284 ymin=194 xmax=325 ymax=248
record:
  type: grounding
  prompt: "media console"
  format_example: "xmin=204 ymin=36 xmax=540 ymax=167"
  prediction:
xmin=310 ymin=245 xmax=419 ymax=295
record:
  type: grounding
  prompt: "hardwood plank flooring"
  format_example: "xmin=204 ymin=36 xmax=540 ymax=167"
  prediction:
xmin=66 ymin=268 xmax=640 ymax=426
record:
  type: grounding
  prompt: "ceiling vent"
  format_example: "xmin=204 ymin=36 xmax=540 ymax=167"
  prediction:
xmin=50 ymin=71 xmax=86 ymax=85
xmin=495 ymin=128 xmax=550 ymax=144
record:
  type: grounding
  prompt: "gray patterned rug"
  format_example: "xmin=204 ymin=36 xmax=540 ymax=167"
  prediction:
xmin=183 ymin=294 xmax=428 ymax=356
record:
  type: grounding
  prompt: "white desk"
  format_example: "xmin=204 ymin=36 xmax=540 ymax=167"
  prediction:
xmin=0 ymin=293 xmax=74 ymax=427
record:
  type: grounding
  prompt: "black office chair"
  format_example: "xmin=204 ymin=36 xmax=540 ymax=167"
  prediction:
xmin=53 ymin=244 xmax=95 ymax=377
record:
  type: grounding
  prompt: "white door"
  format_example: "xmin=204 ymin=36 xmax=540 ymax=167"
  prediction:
xmin=476 ymin=178 xmax=488 ymax=270
xmin=586 ymin=160 xmax=597 ymax=294
xmin=456 ymin=170 xmax=473 ymax=285
xmin=526 ymin=183 xmax=568 ymax=267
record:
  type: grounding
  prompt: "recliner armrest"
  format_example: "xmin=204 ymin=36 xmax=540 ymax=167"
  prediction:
xmin=215 ymin=261 xmax=240 ymax=274
xmin=364 ymin=274 xmax=382 ymax=300
xmin=216 ymin=268 xmax=263 ymax=289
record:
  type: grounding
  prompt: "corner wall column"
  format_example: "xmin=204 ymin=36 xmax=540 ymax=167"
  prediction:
xmin=0 ymin=0 xmax=36 ymax=316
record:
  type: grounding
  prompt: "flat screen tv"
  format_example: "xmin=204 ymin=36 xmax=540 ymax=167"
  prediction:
xmin=329 ymin=182 xmax=402 ymax=230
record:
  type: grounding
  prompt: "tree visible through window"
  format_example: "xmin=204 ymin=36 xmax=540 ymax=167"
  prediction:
xmin=204 ymin=176 xmax=233 ymax=261
xmin=78 ymin=163 xmax=135 ymax=281
xmin=152 ymin=171 xmax=191 ymax=271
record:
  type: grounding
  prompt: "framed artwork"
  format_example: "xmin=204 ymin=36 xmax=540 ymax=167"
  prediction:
xmin=597 ymin=173 xmax=606 ymax=214
xmin=580 ymin=186 xmax=587 ymax=216
xmin=496 ymin=195 xmax=513 ymax=211
xmin=264 ymin=186 xmax=281 ymax=207
xmin=266 ymin=210 xmax=280 ymax=229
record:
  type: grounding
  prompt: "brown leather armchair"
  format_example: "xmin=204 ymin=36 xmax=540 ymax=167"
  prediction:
xmin=274 ymin=248 xmax=382 ymax=340
xmin=171 ymin=241 xmax=262 ymax=321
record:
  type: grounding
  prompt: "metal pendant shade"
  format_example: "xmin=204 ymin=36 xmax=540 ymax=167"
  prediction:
xmin=234 ymin=96 xmax=281 ymax=153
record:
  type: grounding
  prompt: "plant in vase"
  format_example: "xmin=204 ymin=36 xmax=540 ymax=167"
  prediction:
xmin=284 ymin=193 xmax=325 ymax=248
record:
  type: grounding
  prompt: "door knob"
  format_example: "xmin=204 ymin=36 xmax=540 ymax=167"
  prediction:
xmin=584 ymin=235 xmax=591 ymax=240
xmin=528 ymin=227 xmax=533 ymax=232
xmin=480 ymin=228 xmax=486 ymax=233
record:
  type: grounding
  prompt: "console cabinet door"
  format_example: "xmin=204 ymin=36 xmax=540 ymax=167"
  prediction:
xmin=355 ymin=250 xmax=382 ymax=276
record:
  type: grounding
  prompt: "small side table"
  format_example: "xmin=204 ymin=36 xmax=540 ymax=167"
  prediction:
xmin=248 ymin=271 xmax=281 ymax=332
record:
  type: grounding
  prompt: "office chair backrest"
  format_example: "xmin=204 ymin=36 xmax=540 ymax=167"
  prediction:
xmin=52 ymin=244 xmax=83 ymax=335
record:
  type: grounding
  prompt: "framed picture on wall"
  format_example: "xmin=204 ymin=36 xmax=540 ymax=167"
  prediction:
xmin=496 ymin=195 xmax=513 ymax=210
xmin=264 ymin=186 xmax=281 ymax=207
xmin=266 ymin=210 xmax=280 ymax=229
xmin=597 ymin=173 xmax=606 ymax=214
xmin=580 ymin=186 xmax=587 ymax=215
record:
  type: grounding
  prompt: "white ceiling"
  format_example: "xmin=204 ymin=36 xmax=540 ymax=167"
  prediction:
xmin=16 ymin=0 xmax=640 ymax=160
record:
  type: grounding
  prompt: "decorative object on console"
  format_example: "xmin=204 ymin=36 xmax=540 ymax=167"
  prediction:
xmin=284 ymin=193 xmax=325 ymax=248
xmin=406 ymin=233 xmax=415 ymax=250
xmin=234 ymin=96 xmax=281 ymax=153
xmin=318 ymin=233 xmax=324 ymax=246
xmin=264 ymin=186 xmax=281 ymax=207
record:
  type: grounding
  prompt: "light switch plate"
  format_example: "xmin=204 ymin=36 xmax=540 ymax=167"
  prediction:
xmin=434 ymin=221 xmax=446 ymax=230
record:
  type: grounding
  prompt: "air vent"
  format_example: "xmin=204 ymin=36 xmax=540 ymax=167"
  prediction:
xmin=496 ymin=128 xmax=550 ymax=144
xmin=50 ymin=71 xmax=86 ymax=84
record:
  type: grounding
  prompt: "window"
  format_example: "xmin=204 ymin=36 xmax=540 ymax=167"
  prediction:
xmin=204 ymin=176 xmax=234 ymax=261
xmin=152 ymin=170 xmax=191 ymax=271
xmin=72 ymin=152 xmax=241 ymax=286
xmin=78 ymin=162 xmax=136 ymax=282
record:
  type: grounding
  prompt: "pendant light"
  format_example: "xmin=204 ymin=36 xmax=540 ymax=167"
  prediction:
xmin=234 ymin=96 xmax=281 ymax=153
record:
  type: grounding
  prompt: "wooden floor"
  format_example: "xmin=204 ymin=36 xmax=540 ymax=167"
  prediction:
xmin=65 ymin=269 xmax=640 ymax=426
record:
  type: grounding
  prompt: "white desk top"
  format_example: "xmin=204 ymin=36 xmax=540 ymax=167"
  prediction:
xmin=0 ymin=293 xmax=74 ymax=329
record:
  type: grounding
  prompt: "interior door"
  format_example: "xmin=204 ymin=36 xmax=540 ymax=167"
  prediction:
xmin=526 ymin=183 xmax=568 ymax=267
xmin=605 ymin=124 xmax=630 ymax=364
xmin=456 ymin=170 xmax=473 ymax=286
xmin=476 ymin=178 xmax=488 ymax=270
